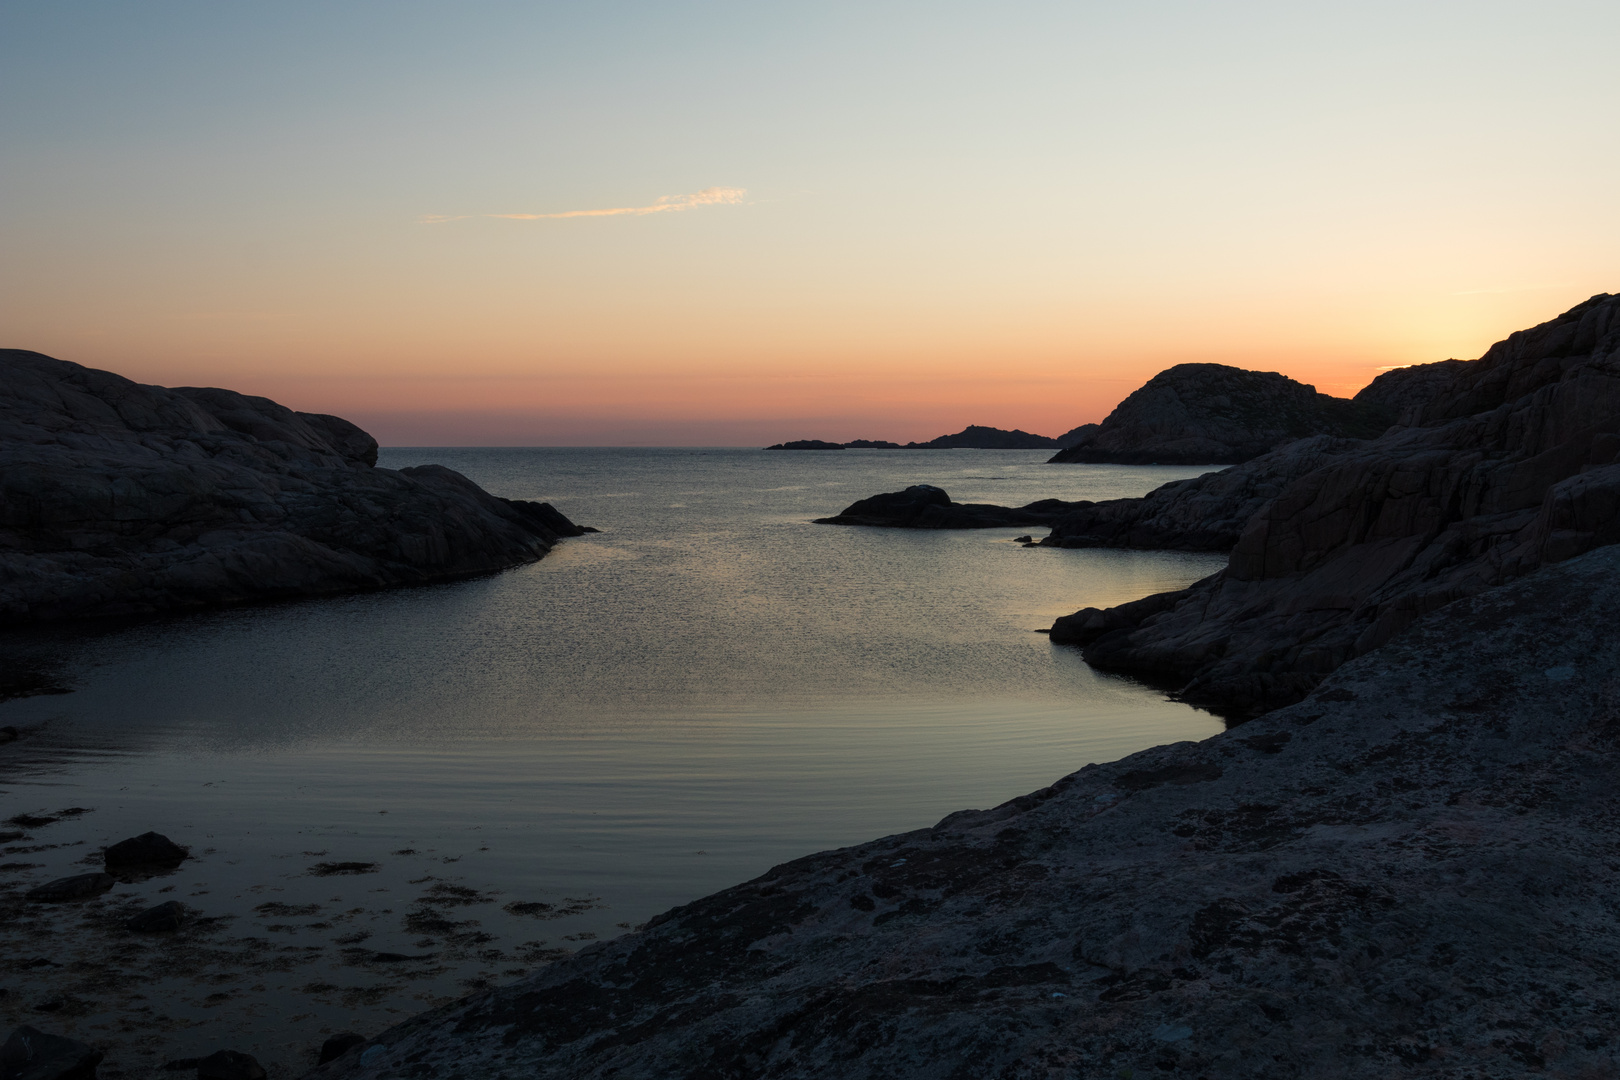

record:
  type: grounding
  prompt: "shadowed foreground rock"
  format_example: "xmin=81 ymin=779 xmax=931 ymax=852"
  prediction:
xmin=0 ymin=350 xmax=590 ymax=624
xmin=308 ymin=545 xmax=1620 ymax=1080
xmin=814 ymin=485 xmax=1088 ymax=529
xmin=1053 ymin=293 xmax=1620 ymax=717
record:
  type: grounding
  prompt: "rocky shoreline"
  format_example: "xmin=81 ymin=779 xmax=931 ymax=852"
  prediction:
xmin=0 ymin=351 xmax=591 ymax=625
xmin=301 ymin=543 xmax=1620 ymax=1078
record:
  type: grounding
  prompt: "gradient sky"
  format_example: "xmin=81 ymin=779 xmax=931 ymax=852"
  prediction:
xmin=3 ymin=1 xmax=1617 ymax=445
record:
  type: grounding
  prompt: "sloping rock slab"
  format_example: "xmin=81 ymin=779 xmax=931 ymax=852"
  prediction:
xmin=307 ymin=545 xmax=1620 ymax=1079
xmin=0 ymin=351 xmax=589 ymax=623
xmin=1056 ymin=293 xmax=1620 ymax=716
xmin=815 ymin=485 xmax=1088 ymax=529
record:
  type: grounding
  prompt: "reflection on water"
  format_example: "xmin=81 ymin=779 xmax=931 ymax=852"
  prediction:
xmin=3 ymin=448 xmax=1228 ymax=912
xmin=0 ymin=449 xmax=1227 ymax=1068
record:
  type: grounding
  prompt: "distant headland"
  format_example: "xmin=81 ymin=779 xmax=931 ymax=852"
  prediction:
xmin=767 ymin=424 xmax=1079 ymax=450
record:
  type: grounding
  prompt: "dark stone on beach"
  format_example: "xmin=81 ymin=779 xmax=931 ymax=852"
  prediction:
xmin=104 ymin=832 xmax=188 ymax=870
xmin=125 ymin=901 xmax=186 ymax=933
xmin=318 ymin=1034 xmax=366 ymax=1065
xmin=0 ymin=350 xmax=588 ymax=625
xmin=195 ymin=1051 xmax=266 ymax=1080
xmin=816 ymin=485 xmax=1088 ymax=529
xmin=1049 ymin=362 xmax=1393 ymax=465
xmin=25 ymin=874 xmax=113 ymax=903
xmin=0 ymin=1025 xmax=103 ymax=1080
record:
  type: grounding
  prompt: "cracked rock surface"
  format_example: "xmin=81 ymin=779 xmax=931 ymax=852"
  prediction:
xmin=309 ymin=543 xmax=1620 ymax=1079
xmin=0 ymin=350 xmax=586 ymax=624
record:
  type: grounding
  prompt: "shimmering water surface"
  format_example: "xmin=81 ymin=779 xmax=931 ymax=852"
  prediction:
xmin=0 ymin=449 xmax=1226 ymax=1061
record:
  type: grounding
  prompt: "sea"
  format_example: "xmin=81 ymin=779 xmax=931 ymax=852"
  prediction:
xmin=0 ymin=448 xmax=1226 ymax=1071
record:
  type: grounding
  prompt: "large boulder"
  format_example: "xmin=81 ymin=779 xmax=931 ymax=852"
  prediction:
xmin=302 ymin=545 xmax=1620 ymax=1079
xmin=103 ymin=831 xmax=188 ymax=870
xmin=0 ymin=1025 xmax=102 ymax=1080
xmin=1050 ymin=363 xmax=1393 ymax=465
xmin=0 ymin=351 xmax=589 ymax=623
xmin=1054 ymin=293 xmax=1620 ymax=717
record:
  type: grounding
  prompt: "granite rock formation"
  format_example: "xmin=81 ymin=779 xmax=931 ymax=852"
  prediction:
xmin=814 ymin=485 xmax=1087 ymax=529
xmin=308 ymin=544 xmax=1620 ymax=1080
xmin=1053 ymin=293 xmax=1620 ymax=717
xmin=1050 ymin=363 xmax=1393 ymax=465
xmin=0 ymin=350 xmax=589 ymax=623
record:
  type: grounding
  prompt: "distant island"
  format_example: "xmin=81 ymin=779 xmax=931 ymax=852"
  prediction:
xmin=768 ymin=424 xmax=1071 ymax=450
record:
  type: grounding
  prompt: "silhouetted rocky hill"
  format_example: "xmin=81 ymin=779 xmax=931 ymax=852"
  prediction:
xmin=1049 ymin=363 xmax=1393 ymax=464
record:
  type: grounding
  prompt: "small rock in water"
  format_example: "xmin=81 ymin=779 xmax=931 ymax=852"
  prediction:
xmin=103 ymin=832 xmax=188 ymax=870
xmin=126 ymin=901 xmax=187 ymax=933
xmin=1012 ymin=534 xmax=1033 ymax=544
xmin=318 ymin=1033 xmax=367 ymax=1065
xmin=26 ymin=873 xmax=114 ymax=902
xmin=0 ymin=1024 xmax=104 ymax=1080
xmin=195 ymin=1049 xmax=266 ymax=1080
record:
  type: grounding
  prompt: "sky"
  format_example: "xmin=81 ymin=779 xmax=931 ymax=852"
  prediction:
xmin=2 ymin=1 xmax=1617 ymax=446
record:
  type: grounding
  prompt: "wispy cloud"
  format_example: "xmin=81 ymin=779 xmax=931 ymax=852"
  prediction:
xmin=421 ymin=187 xmax=747 ymax=225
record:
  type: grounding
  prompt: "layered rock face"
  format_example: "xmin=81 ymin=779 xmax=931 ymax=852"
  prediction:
xmin=814 ymin=485 xmax=1087 ymax=529
xmin=311 ymin=546 xmax=1620 ymax=1080
xmin=0 ymin=350 xmax=587 ymax=623
xmin=1050 ymin=363 xmax=1393 ymax=465
xmin=1053 ymin=293 xmax=1620 ymax=717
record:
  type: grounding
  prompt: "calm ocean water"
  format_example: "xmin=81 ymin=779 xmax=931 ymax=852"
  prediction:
xmin=0 ymin=448 xmax=1226 ymax=1063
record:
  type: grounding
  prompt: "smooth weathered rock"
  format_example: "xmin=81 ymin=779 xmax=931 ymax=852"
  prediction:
xmin=815 ymin=485 xmax=1088 ymax=529
xmin=304 ymin=546 xmax=1620 ymax=1079
xmin=1050 ymin=363 xmax=1393 ymax=464
xmin=1056 ymin=294 xmax=1620 ymax=717
xmin=317 ymin=1035 xmax=366 ymax=1066
xmin=103 ymin=831 xmax=188 ymax=870
xmin=0 ymin=350 xmax=588 ymax=624
xmin=195 ymin=1050 xmax=266 ymax=1080
xmin=0 ymin=1025 xmax=102 ymax=1080
xmin=25 ymin=874 xmax=113 ymax=903
xmin=125 ymin=900 xmax=186 ymax=933
xmin=1039 ymin=434 xmax=1366 ymax=551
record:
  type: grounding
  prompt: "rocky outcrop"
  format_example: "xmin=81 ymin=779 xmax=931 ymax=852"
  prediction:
xmin=813 ymin=485 xmax=1087 ymax=529
xmin=1053 ymin=293 xmax=1620 ymax=717
xmin=0 ymin=350 xmax=589 ymax=623
xmin=307 ymin=544 xmax=1620 ymax=1079
xmin=1050 ymin=363 xmax=1393 ymax=465
xmin=1038 ymin=435 xmax=1367 ymax=551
